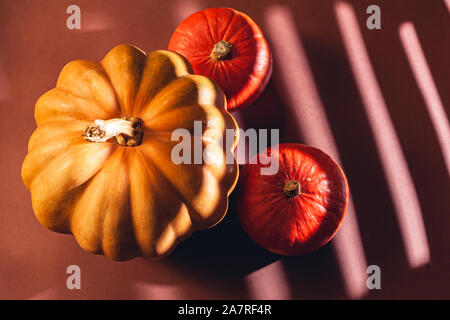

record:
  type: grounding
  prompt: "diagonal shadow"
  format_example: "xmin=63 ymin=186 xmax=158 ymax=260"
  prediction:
xmin=287 ymin=0 xmax=410 ymax=278
xmin=284 ymin=0 xmax=449 ymax=298
xmin=343 ymin=0 xmax=450 ymax=272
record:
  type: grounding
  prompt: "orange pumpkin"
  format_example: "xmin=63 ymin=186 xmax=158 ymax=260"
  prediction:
xmin=168 ymin=7 xmax=272 ymax=111
xmin=21 ymin=44 xmax=239 ymax=261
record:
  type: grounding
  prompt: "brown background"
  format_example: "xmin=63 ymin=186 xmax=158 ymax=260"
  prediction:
xmin=0 ymin=0 xmax=449 ymax=299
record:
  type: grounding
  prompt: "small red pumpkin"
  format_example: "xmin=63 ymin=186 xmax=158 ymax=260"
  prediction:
xmin=168 ymin=7 xmax=272 ymax=111
xmin=237 ymin=143 xmax=349 ymax=256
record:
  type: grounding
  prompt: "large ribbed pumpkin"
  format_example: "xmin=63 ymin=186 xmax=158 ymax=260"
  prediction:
xmin=21 ymin=44 xmax=239 ymax=261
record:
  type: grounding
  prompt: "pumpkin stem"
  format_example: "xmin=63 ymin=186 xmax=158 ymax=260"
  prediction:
xmin=283 ymin=180 xmax=301 ymax=198
xmin=210 ymin=40 xmax=232 ymax=61
xmin=82 ymin=116 xmax=143 ymax=147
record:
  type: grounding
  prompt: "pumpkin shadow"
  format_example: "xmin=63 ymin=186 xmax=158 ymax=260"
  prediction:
xmin=166 ymin=201 xmax=280 ymax=278
xmin=281 ymin=243 xmax=347 ymax=299
xmin=236 ymin=78 xmax=301 ymax=142
xmin=143 ymin=191 xmax=280 ymax=299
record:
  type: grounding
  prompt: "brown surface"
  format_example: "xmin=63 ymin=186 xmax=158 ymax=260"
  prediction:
xmin=0 ymin=0 xmax=449 ymax=299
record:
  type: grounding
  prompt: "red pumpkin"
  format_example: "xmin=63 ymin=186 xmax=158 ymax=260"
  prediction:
xmin=168 ymin=7 xmax=272 ymax=111
xmin=237 ymin=143 xmax=349 ymax=256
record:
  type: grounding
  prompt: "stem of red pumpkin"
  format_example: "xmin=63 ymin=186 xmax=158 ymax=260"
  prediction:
xmin=210 ymin=40 xmax=232 ymax=61
xmin=283 ymin=180 xmax=301 ymax=198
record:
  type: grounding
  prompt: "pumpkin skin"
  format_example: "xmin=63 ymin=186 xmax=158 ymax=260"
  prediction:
xmin=168 ymin=7 xmax=272 ymax=111
xmin=237 ymin=143 xmax=348 ymax=256
xmin=21 ymin=44 xmax=239 ymax=261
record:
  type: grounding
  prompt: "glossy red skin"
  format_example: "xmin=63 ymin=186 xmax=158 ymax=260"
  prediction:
xmin=237 ymin=143 xmax=349 ymax=256
xmin=168 ymin=7 xmax=272 ymax=111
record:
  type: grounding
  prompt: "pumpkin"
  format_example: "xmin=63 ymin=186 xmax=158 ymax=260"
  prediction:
xmin=21 ymin=44 xmax=239 ymax=261
xmin=237 ymin=143 xmax=348 ymax=256
xmin=168 ymin=7 xmax=272 ymax=111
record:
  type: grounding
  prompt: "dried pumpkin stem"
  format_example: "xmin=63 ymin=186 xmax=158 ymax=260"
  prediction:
xmin=283 ymin=180 xmax=301 ymax=198
xmin=210 ymin=40 xmax=232 ymax=61
xmin=82 ymin=117 xmax=143 ymax=147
